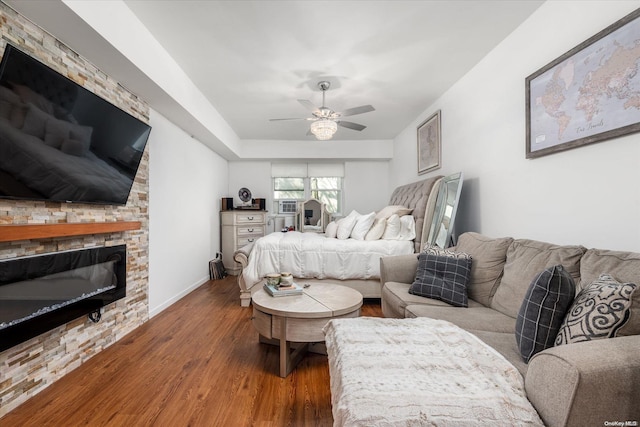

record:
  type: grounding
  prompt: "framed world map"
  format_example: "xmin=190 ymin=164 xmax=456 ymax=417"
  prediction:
xmin=526 ymin=8 xmax=640 ymax=159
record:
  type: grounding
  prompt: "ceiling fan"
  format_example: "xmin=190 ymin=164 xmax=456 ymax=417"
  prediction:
xmin=270 ymin=81 xmax=375 ymax=140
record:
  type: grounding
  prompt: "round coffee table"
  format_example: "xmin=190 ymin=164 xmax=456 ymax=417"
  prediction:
xmin=252 ymin=282 xmax=363 ymax=377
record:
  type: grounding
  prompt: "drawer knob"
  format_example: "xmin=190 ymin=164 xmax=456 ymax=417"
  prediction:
xmin=248 ymin=228 xmax=254 ymax=232
xmin=248 ymin=216 xmax=254 ymax=220
xmin=248 ymin=238 xmax=255 ymax=242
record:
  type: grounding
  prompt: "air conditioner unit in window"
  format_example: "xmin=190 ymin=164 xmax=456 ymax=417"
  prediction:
xmin=278 ymin=200 xmax=297 ymax=214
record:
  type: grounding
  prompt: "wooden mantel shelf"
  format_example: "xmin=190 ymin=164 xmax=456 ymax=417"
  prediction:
xmin=0 ymin=221 xmax=141 ymax=242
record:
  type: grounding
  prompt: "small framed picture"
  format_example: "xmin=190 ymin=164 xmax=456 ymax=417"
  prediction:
xmin=417 ymin=110 xmax=441 ymax=174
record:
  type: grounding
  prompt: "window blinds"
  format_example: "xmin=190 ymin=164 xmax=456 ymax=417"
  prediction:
xmin=271 ymin=163 xmax=344 ymax=177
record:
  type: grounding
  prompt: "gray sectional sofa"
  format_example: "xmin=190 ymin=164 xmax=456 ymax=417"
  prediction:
xmin=379 ymin=232 xmax=640 ymax=427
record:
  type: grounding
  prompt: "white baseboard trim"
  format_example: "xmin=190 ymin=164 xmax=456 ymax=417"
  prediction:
xmin=148 ymin=275 xmax=209 ymax=318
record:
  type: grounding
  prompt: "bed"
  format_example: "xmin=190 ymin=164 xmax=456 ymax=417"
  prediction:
xmin=233 ymin=176 xmax=443 ymax=307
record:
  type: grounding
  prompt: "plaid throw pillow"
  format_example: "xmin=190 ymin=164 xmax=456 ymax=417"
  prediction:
xmin=515 ymin=265 xmax=575 ymax=363
xmin=409 ymin=251 xmax=472 ymax=307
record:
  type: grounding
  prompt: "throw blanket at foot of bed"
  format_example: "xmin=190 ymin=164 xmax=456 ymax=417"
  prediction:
xmin=323 ymin=317 xmax=543 ymax=427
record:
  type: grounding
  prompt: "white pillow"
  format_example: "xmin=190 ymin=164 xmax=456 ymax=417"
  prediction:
xmin=375 ymin=205 xmax=413 ymax=220
xmin=364 ymin=218 xmax=386 ymax=240
xmin=397 ymin=215 xmax=416 ymax=240
xmin=381 ymin=214 xmax=401 ymax=239
xmin=337 ymin=210 xmax=359 ymax=240
xmin=350 ymin=212 xmax=375 ymax=240
xmin=325 ymin=221 xmax=338 ymax=238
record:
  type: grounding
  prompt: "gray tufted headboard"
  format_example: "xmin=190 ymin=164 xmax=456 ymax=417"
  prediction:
xmin=388 ymin=176 xmax=443 ymax=252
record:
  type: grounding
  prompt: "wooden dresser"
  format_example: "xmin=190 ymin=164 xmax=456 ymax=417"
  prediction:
xmin=221 ymin=210 xmax=267 ymax=275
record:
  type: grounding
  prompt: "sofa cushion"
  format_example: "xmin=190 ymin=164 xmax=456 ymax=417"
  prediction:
xmin=555 ymin=274 xmax=637 ymax=345
xmin=382 ymin=281 xmax=462 ymax=318
xmin=579 ymin=248 xmax=640 ymax=336
xmin=468 ymin=330 xmax=528 ymax=376
xmin=491 ymin=239 xmax=585 ymax=318
xmin=405 ymin=303 xmax=513 ymax=333
xmin=515 ymin=265 xmax=575 ymax=363
xmin=409 ymin=252 xmax=472 ymax=307
xmin=380 ymin=254 xmax=419 ymax=287
xmin=454 ymin=232 xmax=514 ymax=307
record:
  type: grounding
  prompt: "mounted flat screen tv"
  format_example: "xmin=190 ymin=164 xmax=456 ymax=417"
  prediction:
xmin=0 ymin=44 xmax=151 ymax=205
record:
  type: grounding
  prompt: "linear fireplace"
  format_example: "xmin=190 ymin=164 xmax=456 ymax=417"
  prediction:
xmin=0 ymin=245 xmax=126 ymax=352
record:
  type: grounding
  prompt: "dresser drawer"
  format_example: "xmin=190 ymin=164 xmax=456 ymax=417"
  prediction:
xmin=237 ymin=226 xmax=264 ymax=236
xmin=237 ymin=236 xmax=261 ymax=247
xmin=235 ymin=213 xmax=265 ymax=224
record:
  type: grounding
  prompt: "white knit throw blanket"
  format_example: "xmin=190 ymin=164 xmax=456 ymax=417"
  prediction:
xmin=323 ymin=317 xmax=543 ymax=427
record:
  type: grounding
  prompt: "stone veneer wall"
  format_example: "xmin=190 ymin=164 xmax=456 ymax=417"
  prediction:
xmin=0 ymin=3 xmax=150 ymax=417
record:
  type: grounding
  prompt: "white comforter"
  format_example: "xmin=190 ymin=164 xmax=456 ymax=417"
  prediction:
xmin=243 ymin=231 xmax=414 ymax=289
xmin=324 ymin=317 xmax=544 ymax=427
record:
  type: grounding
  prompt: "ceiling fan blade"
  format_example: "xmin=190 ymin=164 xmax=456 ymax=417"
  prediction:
xmin=269 ymin=117 xmax=306 ymax=121
xmin=298 ymin=99 xmax=320 ymax=114
xmin=338 ymin=121 xmax=366 ymax=131
xmin=340 ymin=105 xmax=375 ymax=117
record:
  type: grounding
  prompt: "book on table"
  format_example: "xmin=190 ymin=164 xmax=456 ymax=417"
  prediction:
xmin=263 ymin=282 xmax=303 ymax=297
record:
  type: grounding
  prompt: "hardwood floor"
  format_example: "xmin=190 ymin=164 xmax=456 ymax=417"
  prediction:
xmin=1 ymin=276 xmax=383 ymax=426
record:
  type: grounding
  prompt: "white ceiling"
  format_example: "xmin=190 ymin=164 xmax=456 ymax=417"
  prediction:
xmin=6 ymin=0 xmax=544 ymax=144
xmin=120 ymin=0 xmax=544 ymax=141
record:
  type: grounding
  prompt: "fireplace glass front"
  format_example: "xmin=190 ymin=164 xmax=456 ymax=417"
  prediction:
xmin=0 ymin=245 xmax=126 ymax=351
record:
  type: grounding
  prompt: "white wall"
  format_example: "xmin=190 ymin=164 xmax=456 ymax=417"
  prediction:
xmin=227 ymin=161 xmax=273 ymax=209
xmin=344 ymin=161 xmax=390 ymax=214
xmin=390 ymin=1 xmax=640 ymax=252
xmin=148 ymin=109 xmax=229 ymax=316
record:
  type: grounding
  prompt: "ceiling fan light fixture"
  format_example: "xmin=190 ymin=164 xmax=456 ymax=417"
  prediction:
xmin=310 ymin=119 xmax=337 ymax=140
xmin=271 ymin=80 xmax=373 ymax=139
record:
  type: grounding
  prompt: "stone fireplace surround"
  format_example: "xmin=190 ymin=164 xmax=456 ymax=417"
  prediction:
xmin=0 ymin=2 xmax=150 ymax=417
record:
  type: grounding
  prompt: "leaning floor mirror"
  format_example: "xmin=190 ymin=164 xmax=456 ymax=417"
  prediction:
xmin=426 ymin=172 xmax=464 ymax=248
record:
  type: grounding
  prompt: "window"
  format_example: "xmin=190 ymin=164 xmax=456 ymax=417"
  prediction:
xmin=311 ymin=177 xmax=342 ymax=213
xmin=273 ymin=177 xmax=304 ymax=201
xmin=272 ymin=163 xmax=344 ymax=214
